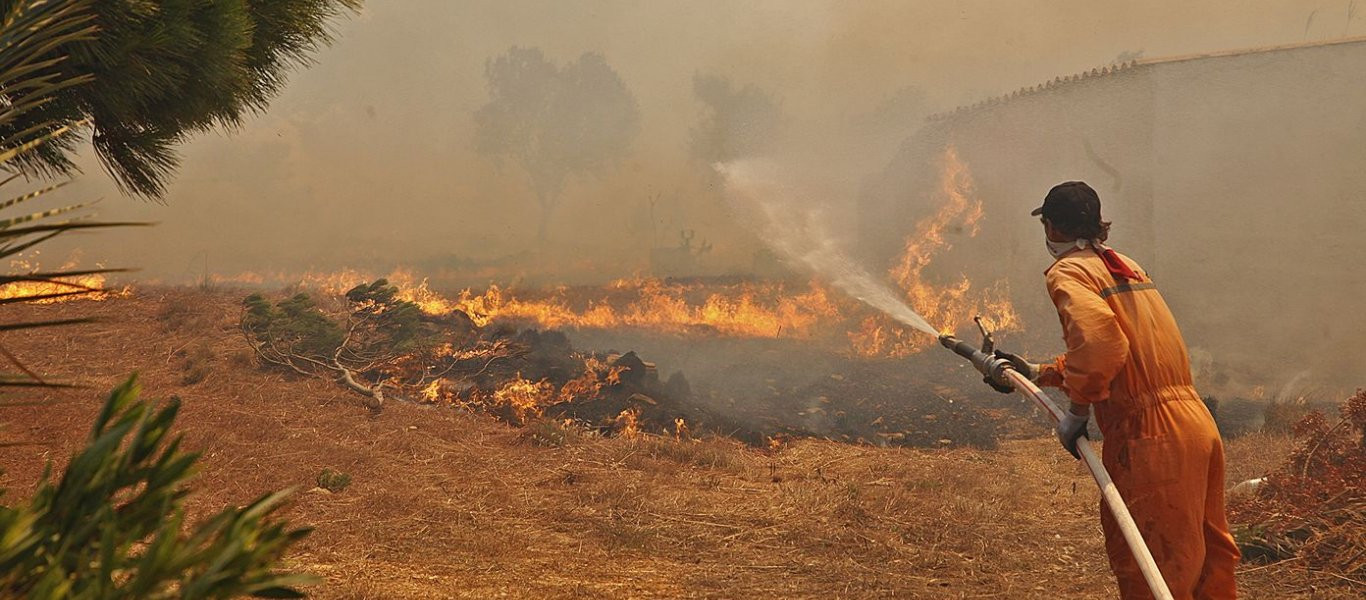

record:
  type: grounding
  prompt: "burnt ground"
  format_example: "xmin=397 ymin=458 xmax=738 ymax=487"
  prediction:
xmin=0 ymin=287 xmax=1356 ymax=598
xmin=563 ymin=328 xmax=1040 ymax=449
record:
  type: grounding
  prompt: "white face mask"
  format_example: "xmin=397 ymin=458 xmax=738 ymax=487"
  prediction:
xmin=1046 ymin=238 xmax=1089 ymax=259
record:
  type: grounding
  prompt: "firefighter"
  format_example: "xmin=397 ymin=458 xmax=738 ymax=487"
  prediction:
xmin=1009 ymin=181 xmax=1240 ymax=599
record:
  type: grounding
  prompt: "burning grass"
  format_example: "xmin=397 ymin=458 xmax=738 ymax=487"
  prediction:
xmin=0 ymin=288 xmax=1358 ymax=597
xmin=0 ymin=257 xmax=128 ymax=304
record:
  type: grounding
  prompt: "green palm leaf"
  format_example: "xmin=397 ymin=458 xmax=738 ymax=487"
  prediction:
xmin=0 ymin=1 xmax=133 ymax=389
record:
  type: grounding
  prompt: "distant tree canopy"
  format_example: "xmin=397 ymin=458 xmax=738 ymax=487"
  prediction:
xmin=689 ymin=73 xmax=782 ymax=164
xmin=0 ymin=0 xmax=361 ymax=198
xmin=474 ymin=46 xmax=640 ymax=242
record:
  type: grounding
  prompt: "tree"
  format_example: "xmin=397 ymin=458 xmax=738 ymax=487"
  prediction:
xmin=241 ymin=280 xmax=522 ymax=410
xmin=0 ymin=0 xmax=362 ymax=198
xmin=474 ymin=47 xmax=640 ymax=243
xmin=689 ymin=73 xmax=782 ymax=164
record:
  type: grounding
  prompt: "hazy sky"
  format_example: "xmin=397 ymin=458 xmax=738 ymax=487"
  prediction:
xmin=45 ymin=0 xmax=1356 ymax=282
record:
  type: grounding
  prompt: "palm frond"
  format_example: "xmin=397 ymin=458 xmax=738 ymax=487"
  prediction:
xmin=0 ymin=289 xmax=93 ymax=305
xmin=0 ymin=267 xmax=133 ymax=287
xmin=0 ymin=118 xmax=84 ymax=164
xmin=0 ymin=317 xmax=94 ymax=332
xmin=0 ymin=2 xmax=146 ymax=389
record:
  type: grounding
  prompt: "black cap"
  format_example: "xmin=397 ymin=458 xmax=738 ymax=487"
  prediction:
xmin=1031 ymin=181 xmax=1102 ymax=231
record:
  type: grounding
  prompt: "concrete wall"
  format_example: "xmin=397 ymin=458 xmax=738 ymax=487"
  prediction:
xmin=1148 ymin=41 xmax=1366 ymax=387
xmin=859 ymin=64 xmax=1157 ymax=351
xmin=861 ymin=40 xmax=1366 ymax=393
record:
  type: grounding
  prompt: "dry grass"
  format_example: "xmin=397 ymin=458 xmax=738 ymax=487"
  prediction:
xmin=1223 ymin=431 xmax=1296 ymax=485
xmin=0 ymin=287 xmax=1357 ymax=598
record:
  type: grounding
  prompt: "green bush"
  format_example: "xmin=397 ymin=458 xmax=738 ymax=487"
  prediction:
xmin=0 ymin=375 xmax=314 ymax=598
xmin=315 ymin=469 xmax=352 ymax=493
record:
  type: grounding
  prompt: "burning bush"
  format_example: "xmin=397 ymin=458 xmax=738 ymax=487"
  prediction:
xmin=240 ymin=280 xmax=734 ymax=438
xmin=242 ymin=279 xmax=511 ymax=409
xmin=240 ymin=279 xmax=1027 ymax=449
xmin=1230 ymin=389 xmax=1366 ymax=577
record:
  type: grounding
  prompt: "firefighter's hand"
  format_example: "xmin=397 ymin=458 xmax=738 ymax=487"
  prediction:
xmin=993 ymin=350 xmax=1039 ymax=380
xmin=1056 ymin=410 xmax=1089 ymax=459
xmin=983 ymin=374 xmax=1014 ymax=394
xmin=1034 ymin=365 xmax=1064 ymax=388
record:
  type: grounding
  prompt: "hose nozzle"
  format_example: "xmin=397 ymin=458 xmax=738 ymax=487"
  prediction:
xmin=937 ymin=317 xmax=1015 ymax=390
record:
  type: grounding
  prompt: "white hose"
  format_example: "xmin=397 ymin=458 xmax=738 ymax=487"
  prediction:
xmin=1002 ymin=368 xmax=1175 ymax=600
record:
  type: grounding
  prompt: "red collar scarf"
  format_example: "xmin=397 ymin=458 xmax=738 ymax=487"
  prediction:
xmin=1092 ymin=243 xmax=1139 ymax=281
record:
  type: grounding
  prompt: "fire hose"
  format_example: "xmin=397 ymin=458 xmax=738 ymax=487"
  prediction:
xmin=939 ymin=318 xmax=1175 ymax=600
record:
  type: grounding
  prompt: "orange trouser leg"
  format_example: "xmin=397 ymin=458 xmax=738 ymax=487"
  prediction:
xmin=1194 ymin=437 xmax=1240 ymax=599
xmin=1101 ymin=432 xmax=1231 ymax=600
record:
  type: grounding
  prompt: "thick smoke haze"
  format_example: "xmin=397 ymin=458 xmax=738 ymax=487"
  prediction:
xmin=39 ymin=0 xmax=1355 ymax=283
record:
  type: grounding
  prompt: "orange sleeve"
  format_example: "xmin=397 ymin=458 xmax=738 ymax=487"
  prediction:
xmin=1035 ymin=355 xmax=1066 ymax=388
xmin=1046 ymin=264 xmax=1129 ymax=404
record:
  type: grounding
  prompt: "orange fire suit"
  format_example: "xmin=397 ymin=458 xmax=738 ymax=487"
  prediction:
xmin=1037 ymin=248 xmax=1240 ymax=600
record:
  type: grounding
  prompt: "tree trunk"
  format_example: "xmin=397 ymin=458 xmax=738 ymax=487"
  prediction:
xmin=536 ymin=190 xmax=557 ymax=245
xmin=334 ymin=359 xmax=383 ymax=410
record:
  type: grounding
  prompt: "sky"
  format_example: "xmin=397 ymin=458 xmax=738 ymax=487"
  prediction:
xmin=42 ymin=0 xmax=1359 ymax=283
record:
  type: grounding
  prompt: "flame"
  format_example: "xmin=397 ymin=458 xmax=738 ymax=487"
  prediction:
xmin=426 ymin=354 xmax=632 ymax=427
xmin=557 ymin=357 xmax=623 ymax=403
xmin=673 ymin=417 xmax=690 ymax=440
xmin=850 ymin=145 xmax=1020 ymax=357
xmin=488 ymin=373 xmax=556 ymax=424
xmin=419 ymin=379 xmax=445 ymax=403
xmin=0 ymin=258 xmax=127 ymax=304
xmin=383 ymin=273 xmax=842 ymax=340
xmin=295 ymin=268 xmax=381 ymax=295
xmin=614 ymin=406 xmax=641 ymax=438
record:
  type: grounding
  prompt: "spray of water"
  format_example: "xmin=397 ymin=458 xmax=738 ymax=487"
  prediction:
xmin=715 ymin=159 xmax=940 ymax=338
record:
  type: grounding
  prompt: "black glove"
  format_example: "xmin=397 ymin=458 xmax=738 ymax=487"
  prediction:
xmin=993 ymin=349 xmax=1038 ymax=380
xmin=983 ymin=374 xmax=1014 ymax=394
xmin=1056 ymin=412 xmax=1090 ymax=459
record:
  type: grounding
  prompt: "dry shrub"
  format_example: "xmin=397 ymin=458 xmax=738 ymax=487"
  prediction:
xmin=1263 ymin=396 xmax=1314 ymax=434
xmin=629 ymin=434 xmax=744 ymax=471
xmin=157 ymin=299 xmax=195 ymax=331
xmin=1230 ymin=389 xmax=1366 ymax=577
xmin=176 ymin=344 xmax=214 ymax=386
xmin=577 ymin=475 xmax=649 ymax=515
xmin=157 ymin=293 xmax=218 ymax=333
xmin=517 ymin=417 xmax=588 ymax=447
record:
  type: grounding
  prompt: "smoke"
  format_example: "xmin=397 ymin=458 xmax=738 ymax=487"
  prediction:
xmin=37 ymin=0 xmax=1345 ymax=284
xmin=22 ymin=0 xmax=1360 ymax=396
xmin=715 ymin=159 xmax=938 ymax=336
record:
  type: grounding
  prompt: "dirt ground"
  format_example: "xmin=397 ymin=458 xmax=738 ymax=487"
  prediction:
xmin=0 ymin=288 xmax=1355 ymax=598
